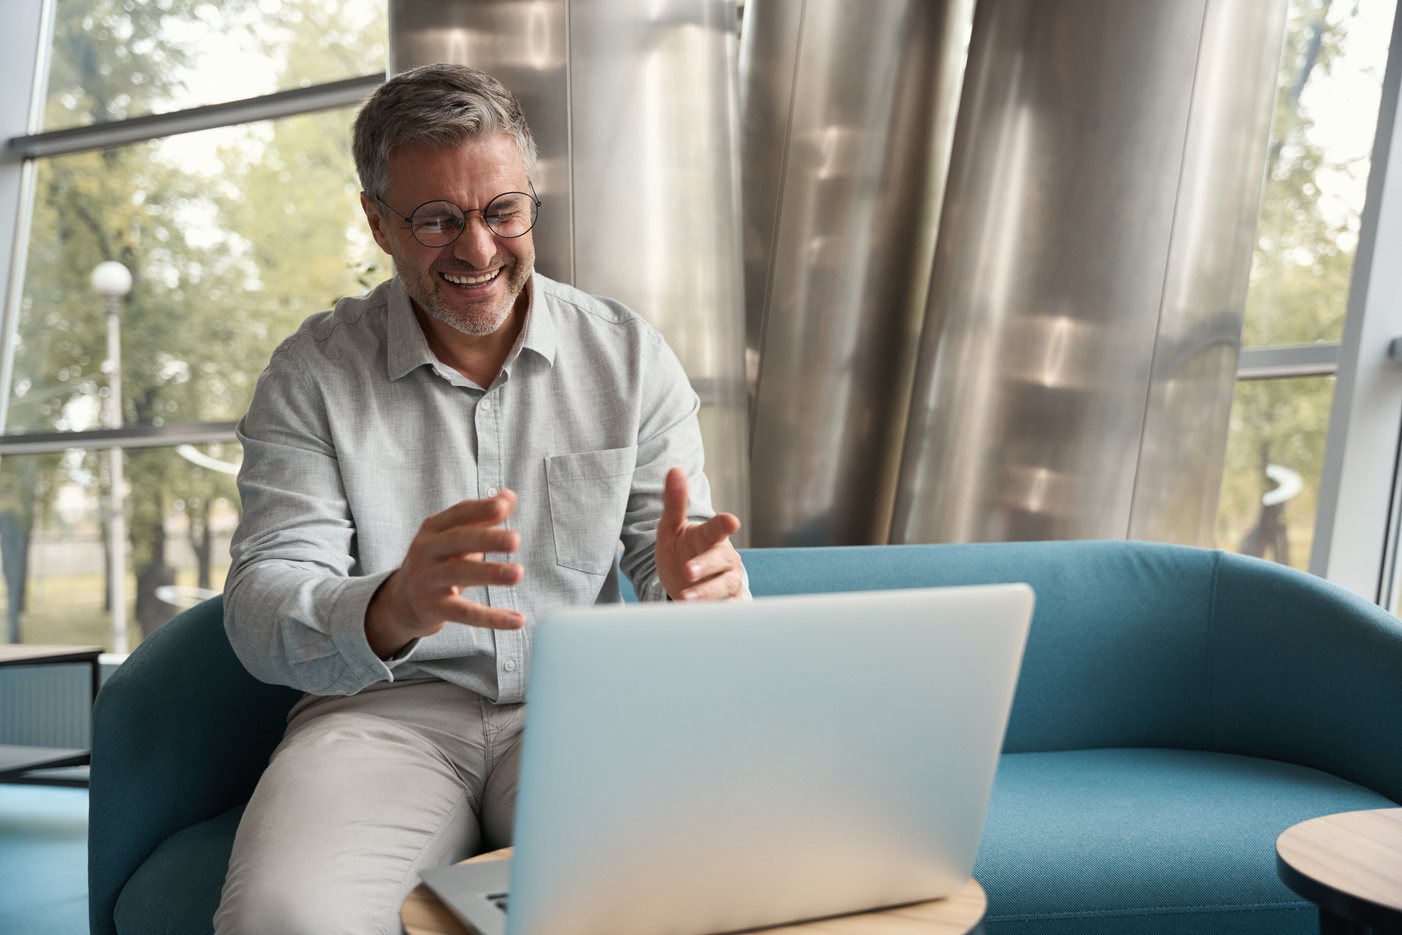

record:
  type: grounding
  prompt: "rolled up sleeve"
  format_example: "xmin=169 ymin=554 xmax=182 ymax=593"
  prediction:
xmin=619 ymin=330 xmax=751 ymax=602
xmin=223 ymin=339 xmax=410 ymax=694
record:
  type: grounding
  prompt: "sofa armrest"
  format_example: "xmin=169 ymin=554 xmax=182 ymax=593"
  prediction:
xmin=1210 ymin=552 xmax=1402 ymax=804
xmin=88 ymin=596 xmax=300 ymax=935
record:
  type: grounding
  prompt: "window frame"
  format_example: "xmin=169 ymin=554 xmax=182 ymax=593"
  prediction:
xmin=1309 ymin=3 xmax=1402 ymax=604
xmin=0 ymin=1 xmax=383 ymax=457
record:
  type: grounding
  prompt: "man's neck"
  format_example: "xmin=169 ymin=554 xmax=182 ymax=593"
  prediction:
xmin=413 ymin=280 xmax=531 ymax=388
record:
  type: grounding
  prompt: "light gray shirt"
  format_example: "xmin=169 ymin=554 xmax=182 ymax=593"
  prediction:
xmin=225 ymin=272 xmax=735 ymax=703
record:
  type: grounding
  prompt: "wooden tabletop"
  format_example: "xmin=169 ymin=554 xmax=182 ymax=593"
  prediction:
xmin=1276 ymin=808 xmax=1402 ymax=927
xmin=0 ymin=644 xmax=102 ymax=666
xmin=403 ymin=849 xmax=987 ymax=935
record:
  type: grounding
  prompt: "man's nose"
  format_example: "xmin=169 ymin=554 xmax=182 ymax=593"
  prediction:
xmin=453 ymin=214 xmax=498 ymax=267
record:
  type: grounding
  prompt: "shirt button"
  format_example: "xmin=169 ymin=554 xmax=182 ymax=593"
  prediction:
xmin=487 ymin=486 xmax=499 ymax=497
xmin=480 ymin=399 xmax=492 ymax=411
xmin=503 ymin=659 xmax=517 ymax=672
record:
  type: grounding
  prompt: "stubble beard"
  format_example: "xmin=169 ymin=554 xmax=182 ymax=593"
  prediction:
xmin=395 ymin=250 xmax=534 ymax=337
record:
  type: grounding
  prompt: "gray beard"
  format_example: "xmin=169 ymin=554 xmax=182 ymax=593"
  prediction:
xmin=395 ymin=260 xmax=526 ymax=337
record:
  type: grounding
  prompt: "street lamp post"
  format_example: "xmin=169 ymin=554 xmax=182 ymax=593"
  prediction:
xmin=91 ymin=261 xmax=132 ymax=656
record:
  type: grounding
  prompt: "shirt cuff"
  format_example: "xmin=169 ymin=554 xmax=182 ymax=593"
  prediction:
xmin=327 ymin=569 xmax=403 ymax=690
xmin=638 ymin=576 xmax=670 ymax=602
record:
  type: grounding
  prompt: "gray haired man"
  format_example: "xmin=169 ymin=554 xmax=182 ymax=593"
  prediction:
xmin=215 ymin=64 xmax=747 ymax=934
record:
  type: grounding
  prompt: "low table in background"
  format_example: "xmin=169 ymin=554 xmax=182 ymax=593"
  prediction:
xmin=1276 ymin=808 xmax=1402 ymax=934
xmin=402 ymin=848 xmax=988 ymax=935
xmin=0 ymin=644 xmax=102 ymax=786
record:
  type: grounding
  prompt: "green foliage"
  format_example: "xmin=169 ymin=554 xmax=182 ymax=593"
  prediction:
xmin=3 ymin=0 xmax=385 ymax=641
xmin=1215 ymin=0 xmax=1378 ymax=569
xmin=43 ymin=0 xmax=203 ymax=129
xmin=1241 ymin=0 xmax=1358 ymax=348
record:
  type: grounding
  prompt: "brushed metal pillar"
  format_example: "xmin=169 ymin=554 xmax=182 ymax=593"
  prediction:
xmin=1127 ymin=0 xmax=1290 ymax=545
xmin=391 ymin=1 xmax=575 ymax=284
xmin=742 ymin=0 xmax=973 ymax=547
xmin=391 ymin=0 xmax=751 ymax=531
xmin=891 ymin=0 xmax=1286 ymax=546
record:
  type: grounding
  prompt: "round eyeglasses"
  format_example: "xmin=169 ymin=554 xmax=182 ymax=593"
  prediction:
xmin=375 ymin=185 xmax=541 ymax=247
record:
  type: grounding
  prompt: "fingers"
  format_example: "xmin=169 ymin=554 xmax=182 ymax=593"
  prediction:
xmin=385 ymin=490 xmax=526 ymax=640
xmin=659 ymin=467 xmax=690 ymax=534
xmin=431 ymin=556 xmax=524 ymax=590
xmin=423 ymin=489 xmax=518 ymax=533
xmin=438 ymin=596 xmax=526 ymax=630
xmin=687 ymin=511 xmax=740 ymax=550
xmin=417 ymin=524 xmax=521 ymax=563
xmin=679 ymin=539 xmax=736 ymax=584
xmin=675 ymin=567 xmax=744 ymax=602
xmin=672 ymin=535 xmax=744 ymax=601
xmin=413 ymin=491 xmax=522 ymax=563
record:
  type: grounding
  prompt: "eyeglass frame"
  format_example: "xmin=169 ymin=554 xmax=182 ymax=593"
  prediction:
xmin=374 ymin=182 xmax=542 ymax=246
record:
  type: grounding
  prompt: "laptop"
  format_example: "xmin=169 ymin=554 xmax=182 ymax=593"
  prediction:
xmin=420 ymin=583 xmax=1033 ymax=935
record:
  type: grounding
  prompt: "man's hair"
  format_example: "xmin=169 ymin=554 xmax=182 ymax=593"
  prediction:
xmin=352 ymin=64 xmax=539 ymax=199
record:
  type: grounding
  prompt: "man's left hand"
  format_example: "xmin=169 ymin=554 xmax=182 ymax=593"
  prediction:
xmin=655 ymin=467 xmax=744 ymax=601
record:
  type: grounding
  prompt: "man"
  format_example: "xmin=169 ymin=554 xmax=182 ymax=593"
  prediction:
xmin=215 ymin=64 xmax=747 ymax=935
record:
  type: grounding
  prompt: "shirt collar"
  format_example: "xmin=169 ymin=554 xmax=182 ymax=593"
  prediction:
xmin=385 ymin=272 xmax=557 ymax=382
xmin=513 ymin=272 xmax=557 ymax=369
xmin=386 ymin=277 xmax=437 ymax=382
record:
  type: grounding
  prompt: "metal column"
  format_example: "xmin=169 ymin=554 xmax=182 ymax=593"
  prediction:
xmin=891 ymin=0 xmax=1287 ymax=546
xmin=742 ymin=0 xmax=973 ymax=547
xmin=390 ymin=0 xmax=751 ymax=530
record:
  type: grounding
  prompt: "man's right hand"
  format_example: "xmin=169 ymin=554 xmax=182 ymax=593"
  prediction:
xmin=365 ymin=490 xmax=526 ymax=659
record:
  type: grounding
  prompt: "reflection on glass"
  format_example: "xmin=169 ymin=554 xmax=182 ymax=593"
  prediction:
xmin=0 ymin=443 xmax=241 ymax=648
xmin=1243 ymin=0 xmax=1396 ymax=347
xmin=1214 ymin=377 xmax=1335 ymax=571
xmin=9 ymin=104 xmax=380 ymax=434
xmin=42 ymin=0 xmax=385 ymax=132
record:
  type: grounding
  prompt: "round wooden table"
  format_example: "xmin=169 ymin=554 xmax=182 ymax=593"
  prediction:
xmin=1276 ymin=808 xmax=1402 ymax=934
xmin=403 ymin=848 xmax=988 ymax=935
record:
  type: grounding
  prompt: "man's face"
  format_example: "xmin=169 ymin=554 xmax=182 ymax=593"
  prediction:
xmin=363 ymin=134 xmax=535 ymax=337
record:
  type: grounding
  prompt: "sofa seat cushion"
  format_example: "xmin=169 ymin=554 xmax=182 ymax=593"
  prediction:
xmin=975 ymin=748 xmax=1396 ymax=935
xmin=114 ymin=804 xmax=244 ymax=935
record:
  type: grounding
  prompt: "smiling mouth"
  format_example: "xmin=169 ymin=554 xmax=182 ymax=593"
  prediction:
xmin=439 ymin=268 xmax=502 ymax=287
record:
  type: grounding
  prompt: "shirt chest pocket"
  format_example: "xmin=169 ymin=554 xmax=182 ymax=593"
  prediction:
xmin=544 ymin=446 xmax=638 ymax=575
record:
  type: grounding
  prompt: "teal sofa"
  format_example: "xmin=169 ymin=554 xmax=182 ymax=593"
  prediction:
xmin=90 ymin=541 xmax=1402 ymax=935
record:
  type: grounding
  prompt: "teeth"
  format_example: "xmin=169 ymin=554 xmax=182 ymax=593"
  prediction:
xmin=442 ymin=269 xmax=501 ymax=285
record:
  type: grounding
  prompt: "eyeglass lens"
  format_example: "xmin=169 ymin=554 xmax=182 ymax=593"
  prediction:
xmin=410 ymin=192 xmax=538 ymax=246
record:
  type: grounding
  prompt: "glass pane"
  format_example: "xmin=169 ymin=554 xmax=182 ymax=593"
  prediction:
xmin=0 ymin=442 xmax=241 ymax=649
xmin=9 ymin=104 xmax=381 ymax=434
xmin=1214 ymin=376 xmax=1335 ymax=571
xmin=1242 ymin=0 xmax=1396 ymax=348
xmin=42 ymin=0 xmax=385 ymax=133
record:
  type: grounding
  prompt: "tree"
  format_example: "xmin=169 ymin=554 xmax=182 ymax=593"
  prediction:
xmin=3 ymin=0 xmax=384 ymax=643
xmin=1214 ymin=0 xmax=1369 ymax=570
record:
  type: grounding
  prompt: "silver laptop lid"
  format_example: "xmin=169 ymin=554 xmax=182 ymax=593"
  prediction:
xmin=505 ymin=584 xmax=1032 ymax=935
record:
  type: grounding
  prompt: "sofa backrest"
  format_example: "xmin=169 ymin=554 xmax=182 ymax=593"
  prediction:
xmin=1208 ymin=550 xmax=1402 ymax=803
xmin=737 ymin=541 xmax=1402 ymax=804
xmin=738 ymin=540 xmax=1223 ymax=754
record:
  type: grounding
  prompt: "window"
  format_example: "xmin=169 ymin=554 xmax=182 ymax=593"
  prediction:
xmin=0 ymin=443 xmax=239 ymax=649
xmin=1215 ymin=0 xmax=1397 ymax=572
xmin=42 ymin=0 xmax=385 ymax=131
xmin=1 ymin=0 xmax=385 ymax=652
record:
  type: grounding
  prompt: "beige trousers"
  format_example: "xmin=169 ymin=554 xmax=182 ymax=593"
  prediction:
xmin=213 ymin=679 xmax=525 ymax=935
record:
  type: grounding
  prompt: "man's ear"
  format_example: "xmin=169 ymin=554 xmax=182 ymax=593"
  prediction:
xmin=360 ymin=192 xmax=394 ymax=256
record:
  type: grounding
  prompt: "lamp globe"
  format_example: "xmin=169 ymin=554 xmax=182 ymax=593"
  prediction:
xmin=90 ymin=261 xmax=133 ymax=298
